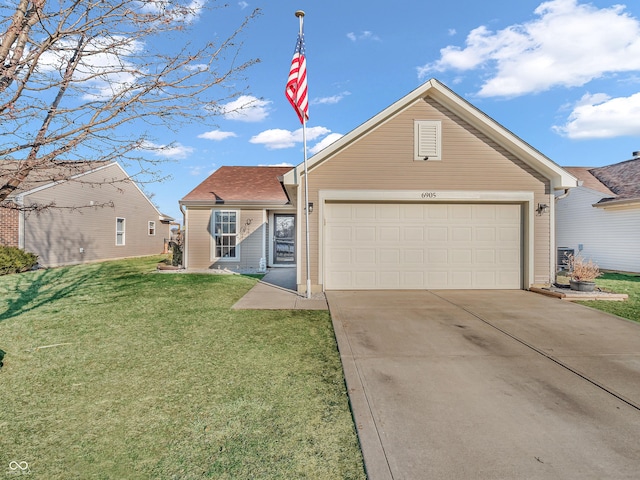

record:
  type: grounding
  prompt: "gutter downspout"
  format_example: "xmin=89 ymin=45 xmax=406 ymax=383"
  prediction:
xmin=549 ymin=188 xmax=572 ymax=283
xmin=180 ymin=203 xmax=186 ymax=268
xmin=555 ymin=188 xmax=571 ymax=202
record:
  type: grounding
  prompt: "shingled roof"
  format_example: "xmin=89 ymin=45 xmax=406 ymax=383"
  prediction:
xmin=180 ymin=166 xmax=292 ymax=205
xmin=590 ymin=158 xmax=640 ymax=202
xmin=565 ymin=157 xmax=640 ymax=205
xmin=563 ymin=167 xmax=615 ymax=197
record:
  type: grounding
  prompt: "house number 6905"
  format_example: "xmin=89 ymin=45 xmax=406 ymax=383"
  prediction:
xmin=421 ymin=192 xmax=437 ymax=199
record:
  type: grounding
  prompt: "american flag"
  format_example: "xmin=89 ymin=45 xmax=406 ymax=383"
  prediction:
xmin=285 ymin=33 xmax=308 ymax=124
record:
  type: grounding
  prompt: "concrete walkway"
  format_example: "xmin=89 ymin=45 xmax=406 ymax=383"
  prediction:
xmin=327 ymin=290 xmax=640 ymax=480
xmin=232 ymin=267 xmax=327 ymax=310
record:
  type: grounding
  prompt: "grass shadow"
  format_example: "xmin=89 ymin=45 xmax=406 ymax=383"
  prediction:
xmin=0 ymin=265 xmax=103 ymax=322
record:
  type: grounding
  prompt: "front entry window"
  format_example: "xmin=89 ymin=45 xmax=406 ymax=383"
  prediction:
xmin=214 ymin=210 xmax=238 ymax=259
xmin=274 ymin=214 xmax=295 ymax=264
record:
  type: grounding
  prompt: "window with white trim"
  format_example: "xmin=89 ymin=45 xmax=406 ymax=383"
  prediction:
xmin=148 ymin=221 xmax=156 ymax=236
xmin=414 ymin=120 xmax=442 ymax=161
xmin=116 ymin=217 xmax=125 ymax=246
xmin=213 ymin=210 xmax=238 ymax=259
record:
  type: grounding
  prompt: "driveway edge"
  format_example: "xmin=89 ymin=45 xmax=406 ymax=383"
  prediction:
xmin=328 ymin=296 xmax=393 ymax=480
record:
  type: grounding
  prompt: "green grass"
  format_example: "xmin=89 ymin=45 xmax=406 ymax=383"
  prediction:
xmin=577 ymin=272 xmax=640 ymax=323
xmin=0 ymin=257 xmax=365 ymax=479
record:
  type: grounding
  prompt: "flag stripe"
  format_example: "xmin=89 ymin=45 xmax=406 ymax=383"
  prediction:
xmin=285 ymin=33 xmax=309 ymax=124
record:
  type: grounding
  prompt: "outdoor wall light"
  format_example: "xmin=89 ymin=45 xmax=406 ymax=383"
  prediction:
xmin=536 ymin=203 xmax=549 ymax=215
xmin=307 ymin=202 xmax=314 ymax=213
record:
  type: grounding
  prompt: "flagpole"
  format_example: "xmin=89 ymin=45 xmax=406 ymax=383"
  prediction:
xmin=295 ymin=10 xmax=311 ymax=299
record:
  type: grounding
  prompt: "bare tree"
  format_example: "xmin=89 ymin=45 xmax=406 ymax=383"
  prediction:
xmin=0 ymin=0 xmax=260 ymax=207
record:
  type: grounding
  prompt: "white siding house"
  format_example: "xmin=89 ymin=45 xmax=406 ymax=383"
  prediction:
xmin=557 ymin=158 xmax=640 ymax=273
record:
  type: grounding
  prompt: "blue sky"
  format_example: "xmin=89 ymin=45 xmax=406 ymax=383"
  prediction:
xmin=143 ymin=0 xmax=640 ymax=222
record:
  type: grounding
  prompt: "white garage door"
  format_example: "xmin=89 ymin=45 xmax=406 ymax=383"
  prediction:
xmin=324 ymin=203 xmax=522 ymax=290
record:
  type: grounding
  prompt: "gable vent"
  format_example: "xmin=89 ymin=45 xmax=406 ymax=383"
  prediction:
xmin=414 ymin=120 xmax=442 ymax=161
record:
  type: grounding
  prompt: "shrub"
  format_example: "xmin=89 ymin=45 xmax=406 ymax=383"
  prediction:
xmin=0 ymin=246 xmax=38 ymax=275
xmin=566 ymin=253 xmax=601 ymax=282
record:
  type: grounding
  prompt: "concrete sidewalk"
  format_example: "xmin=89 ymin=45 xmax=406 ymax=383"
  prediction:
xmin=327 ymin=290 xmax=640 ymax=480
xmin=232 ymin=268 xmax=327 ymax=310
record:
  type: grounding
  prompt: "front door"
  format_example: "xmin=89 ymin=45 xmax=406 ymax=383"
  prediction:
xmin=274 ymin=214 xmax=296 ymax=264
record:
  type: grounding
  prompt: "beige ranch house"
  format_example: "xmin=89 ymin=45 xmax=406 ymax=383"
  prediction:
xmin=180 ymin=79 xmax=578 ymax=293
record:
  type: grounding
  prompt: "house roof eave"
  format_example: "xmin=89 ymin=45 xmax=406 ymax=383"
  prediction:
xmin=593 ymin=197 xmax=640 ymax=209
xmin=179 ymin=199 xmax=292 ymax=209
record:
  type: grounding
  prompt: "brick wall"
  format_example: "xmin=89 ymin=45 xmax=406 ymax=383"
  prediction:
xmin=0 ymin=203 xmax=19 ymax=247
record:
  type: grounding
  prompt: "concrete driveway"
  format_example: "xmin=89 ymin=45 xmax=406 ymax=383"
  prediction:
xmin=326 ymin=290 xmax=640 ymax=480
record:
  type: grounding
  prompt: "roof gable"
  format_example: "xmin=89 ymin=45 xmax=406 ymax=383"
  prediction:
xmin=283 ymin=78 xmax=577 ymax=190
xmin=1 ymin=160 xmax=112 ymax=198
xmin=1 ymin=160 xmax=173 ymax=220
xmin=180 ymin=166 xmax=292 ymax=205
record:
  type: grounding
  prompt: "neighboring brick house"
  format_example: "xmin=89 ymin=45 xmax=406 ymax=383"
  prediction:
xmin=0 ymin=160 xmax=174 ymax=267
xmin=0 ymin=206 xmax=19 ymax=247
xmin=557 ymin=154 xmax=640 ymax=273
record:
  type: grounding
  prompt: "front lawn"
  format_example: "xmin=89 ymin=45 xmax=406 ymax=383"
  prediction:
xmin=0 ymin=257 xmax=365 ymax=479
xmin=579 ymin=272 xmax=640 ymax=323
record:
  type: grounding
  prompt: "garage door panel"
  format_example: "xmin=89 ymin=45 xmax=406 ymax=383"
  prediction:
xmin=451 ymin=271 xmax=473 ymax=287
xmin=500 ymin=226 xmax=520 ymax=241
xmin=380 ymin=226 xmax=400 ymax=241
xmin=355 ymin=204 xmax=376 ymax=219
xmin=325 ymin=203 xmax=522 ymax=290
xmin=476 ymin=249 xmax=496 ymax=264
xmin=403 ymin=227 xmax=424 ymax=241
xmin=452 ymin=227 xmax=473 ymax=241
xmin=405 ymin=249 xmax=425 ymax=264
xmin=329 ymin=225 xmax=352 ymax=241
xmin=329 ymin=248 xmax=352 ymax=265
xmin=476 ymin=227 xmax=497 ymax=241
xmin=428 ymin=250 xmax=448 ymax=264
xmin=403 ymin=271 xmax=425 ymax=285
xmin=355 ymin=271 xmax=377 ymax=288
xmin=380 ymin=250 xmax=400 ymax=264
xmin=428 ymin=227 xmax=448 ymax=241
xmin=355 ymin=248 xmax=376 ymax=264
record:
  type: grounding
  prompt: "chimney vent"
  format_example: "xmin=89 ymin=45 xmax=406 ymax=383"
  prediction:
xmin=633 ymin=151 xmax=640 ymax=158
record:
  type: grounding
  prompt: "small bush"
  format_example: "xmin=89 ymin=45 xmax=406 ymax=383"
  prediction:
xmin=0 ymin=246 xmax=38 ymax=275
xmin=567 ymin=253 xmax=601 ymax=282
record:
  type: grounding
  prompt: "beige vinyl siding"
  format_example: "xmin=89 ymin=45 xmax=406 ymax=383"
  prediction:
xmin=184 ymin=208 xmax=211 ymax=268
xmin=557 ymin=188 xmax=640 ymax=273
xmin=185 ymin=207 xmax=265 ymax=270
xmin=22 ymin=164 xmax=166 ymax=266
xmin=301 ymin=96 xmax=552 ymax=289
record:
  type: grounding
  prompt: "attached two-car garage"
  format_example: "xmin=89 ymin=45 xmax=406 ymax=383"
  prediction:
xmin=324 ymin=202 xmax=522 ymax=290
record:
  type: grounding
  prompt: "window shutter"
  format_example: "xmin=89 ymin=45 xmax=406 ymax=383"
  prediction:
xmin=414 ymin=120 xmax=442 ymax=161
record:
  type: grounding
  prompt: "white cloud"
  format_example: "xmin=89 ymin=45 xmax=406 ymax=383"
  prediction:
xmin=553 ymin=92 xmax=640 ymax=139
xmin=219 ymin=95 xmax=271 ymax=122
xmin=38 ymin=36 xmax=144 ymax=101
xmin=312 ymin=91 xmax=351 ymax=105
xmin=142 ymin=141 xmax=194 ymax=159
xmin=250 ymin=126 xmax=331 ymax=150
xmin=238 ymin=1 xmax=249 ymax=9
xmin=185 ymin=63 xmax=208 ymax=72
xmin=448 ymin=29 xmax=457 ymax=36
xmin=347 ymin=31 xmax=381 ymax=42
xmin=418 ymin=0 xmax=640 ymax=97
xmin=139 ymin=0 xmax=205 ymax=23
xmin=309 ymin=133 xmax=343 ymax=155
xmin=188 ymin=163 xmax=217 ymax=176
xmin=197 ymin=130 xmax=238 ymax=141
